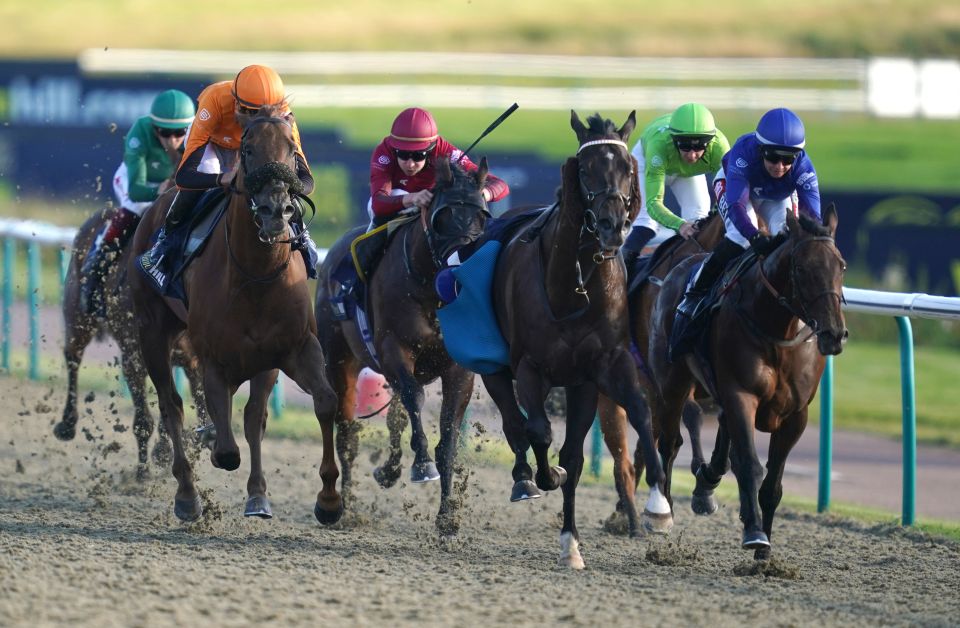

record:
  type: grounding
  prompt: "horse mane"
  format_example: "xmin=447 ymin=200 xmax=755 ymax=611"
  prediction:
xmin=584 ymin=112 xmax=619 ymax=138
xmin=797 ymin=213 xmax=831 ymax=237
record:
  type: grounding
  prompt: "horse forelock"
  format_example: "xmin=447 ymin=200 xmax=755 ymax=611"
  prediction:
xmin=584 ymin=113 xmax=619 ymax=139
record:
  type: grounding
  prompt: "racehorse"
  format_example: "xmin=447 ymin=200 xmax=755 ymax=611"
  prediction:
xmin=314 ymin=157 xmax=490 ymax=537
xmin=597 ymin=211 xmax=725 ymax=534
xmin=648 ymin=204 xmax=846 ymax=559
xmin=128 ymin=105 xmax=338 ymax=523
xmin=481 ymin=111 xmax=671 ymax=569
xmin=56 ymin=205 xmax=207 ymax=479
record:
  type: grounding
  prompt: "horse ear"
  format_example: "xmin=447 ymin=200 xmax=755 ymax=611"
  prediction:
xmin=436 ymin=156 xmax=452 ymax=185
xmin=475 ymin=156 xmax=489 ymax=189
xmin=570 ymin=110 xmax=587 ymax=144
xmin=561 ymin=156 xmax=584 ymax=211
xmin=619 ymin=110 xmax=637 ymax=144
xmin=786 ymin=208 xmax=801 ymax=236
xmin=823 ymin=202 xmax=839 ymax=236
xmin=627 ymin=154 xmax=642 ymax=222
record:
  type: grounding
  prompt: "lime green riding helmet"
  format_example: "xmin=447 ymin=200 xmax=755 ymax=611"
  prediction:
xmin=149 ymin=89 xmax=196 ymax=129
xmin=668 ymin=103 xmax=717 ymax=138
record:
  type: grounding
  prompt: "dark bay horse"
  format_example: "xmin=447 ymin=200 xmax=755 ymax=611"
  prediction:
xmin=597 ymin=211 xmax=725 ymax=534
xmin=314 ymin=158 xmax=490 ymax=536
xmin=481 ymin=111 xmax=670 ymax=569
xmin=57 ymin=205 xmax=207 ymax=478
xmin=649 ymin=204 xmax=846 ymax=559
xmin=128 ymin=106 xmax=338 ymax=523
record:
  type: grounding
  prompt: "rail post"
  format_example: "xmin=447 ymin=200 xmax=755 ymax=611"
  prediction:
xmin=2 ymin=237 xmax=14 ymax=371
xmin=896 ymin=316 xmax=916 ymax=526
xmin=27 ymin=241 xmax=41 ymax=380
xmin=817 ymin=355 xmax=834 ymax=512
xmin=590 ymin=415 xmax=602 ymax=478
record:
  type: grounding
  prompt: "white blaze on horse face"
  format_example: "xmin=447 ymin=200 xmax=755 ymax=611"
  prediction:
xmin=559 ymin=531 xmax=585 ymax=570
xmin=604 ymin=150 xmax=615 ymax=161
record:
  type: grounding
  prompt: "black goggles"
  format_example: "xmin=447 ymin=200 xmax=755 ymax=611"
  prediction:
xmin=395 ymin=149 xmax=430 ymax=162
xmin=237 ymin=103 xmax=261 ymax=116
xmin=156 ymin=127 xmax=187 ymax=138
xmin=760 ymin=148 xmax=799 ymax=165
xmin=673 ymin=136 xmax=712 ymax=152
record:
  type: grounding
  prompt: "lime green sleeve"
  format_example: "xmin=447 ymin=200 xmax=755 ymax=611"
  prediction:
xmin=643 ymin=153 xmax=685 ymax=231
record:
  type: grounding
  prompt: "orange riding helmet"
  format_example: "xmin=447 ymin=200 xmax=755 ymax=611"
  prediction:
xmin=232 ymin=64 xmax=286 ymax=109
xmin=387 ymin=107 xmax=439 ymax=151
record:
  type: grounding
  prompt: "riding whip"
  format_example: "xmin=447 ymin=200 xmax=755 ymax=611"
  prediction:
xmin=457 ymin=103 xmax=519 ymax=163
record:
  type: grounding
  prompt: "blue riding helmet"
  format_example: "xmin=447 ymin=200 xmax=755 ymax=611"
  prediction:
xmin=755 ymin=108 xmax=805 ymax=150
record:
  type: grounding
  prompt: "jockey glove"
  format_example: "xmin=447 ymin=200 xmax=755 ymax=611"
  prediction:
xmin=749 ymin=233 xmax=778 ymax=255
xmin=622 ymin=226 xmax=656 ymax=264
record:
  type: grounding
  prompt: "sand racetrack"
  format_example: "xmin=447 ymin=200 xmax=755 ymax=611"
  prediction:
xmin=1 ymin=375 xmax=958 ymax=627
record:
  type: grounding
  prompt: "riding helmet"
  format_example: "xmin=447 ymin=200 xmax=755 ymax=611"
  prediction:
xmin=388 ymin=107 xmax=439 ymax=151
xmin=149 ymin=90 xmax=195 ymax=129
xmin=755 ymin=107 xmax=806 ymax=150
xmin=232 ymin=64 xmax=286 ymax=109
xmin=668 ymin=103 xmax=717 ymax=139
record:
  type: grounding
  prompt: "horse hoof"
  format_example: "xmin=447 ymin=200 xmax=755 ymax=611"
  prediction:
xmin=742 ymin=530 xmax=771 ymax=550
xmin=691 ymin=493 xmax=718 ymax=515
xmin=373 ymin=465 xmax=401 ymax=489
xmin=535 ymin=466 xmax=567 ymax=492
xmin=410 ymin=461 xmax=440 ymax=483
xmin=53 ymin=422 xmax=76 ymax=441
xmin=510 ymin=480 xmax=542 ymax=502
xmin=174 ymin=495 xmax=203 ymax=522
xmin=559 ymin=531 xmax=585 ymax=570
xmin=642 ymin=510 xmax=674 ymax=534
xmin=244 ymin=495 xmax=273 ymax=519
xmin=211 ymin=449 xmax=241 ymax=471
xmin=553 ymin=466 xmax=568 ymax=488
xmin=314 ymin=501 xmax=344 ymax=526
xmin=194 ymin=423 xmax=217 ymax=451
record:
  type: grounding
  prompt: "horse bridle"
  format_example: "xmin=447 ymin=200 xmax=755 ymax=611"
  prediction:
xmin=575 ymin=139 xmax=634 ymax=265
xmin=424 ymin=187 xmax=491 ymax=268
xmin=754 ymin=235 xmax=846 ymax=343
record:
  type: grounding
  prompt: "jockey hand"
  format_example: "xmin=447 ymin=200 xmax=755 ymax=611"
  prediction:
xmin=157 ymin=179 xmax=176 ymax=196
xmin=405 ymin=189 xmax=433 ymax=210
xmin=218 ymin=168 xmax=238 ymax=189
xmin=678 ymin=221 xmax=698 ymax=240
xmin=749 ymin=232 xmax=777 ymax=255
xmin=482 ymin=187 xmax=492 ymax=202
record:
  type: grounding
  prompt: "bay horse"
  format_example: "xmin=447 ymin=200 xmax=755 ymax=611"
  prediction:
xmin=649 ymin=204 xmax=846 ymax=559
xmin=597 ymin=211 xmax=725 ymax=534
xmin=56 ymin=204 xmax=207 ymax=479
xmin=128 ymin=105 xmax=338 ymax=523
xmin=481 ymin=111 xmax=670 ymax=569
xmin=315 ymin=157 xmax=490 ymax=536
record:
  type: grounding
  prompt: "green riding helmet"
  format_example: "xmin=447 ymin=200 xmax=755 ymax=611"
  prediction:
xmin=668 ymin=102 xmax=717 ymax=139
xmin=149 ymin=89 xmax=195 ymax=129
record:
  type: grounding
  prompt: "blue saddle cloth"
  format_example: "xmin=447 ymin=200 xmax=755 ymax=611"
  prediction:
xmin=436 ymin=240 xmax=509 ymax=374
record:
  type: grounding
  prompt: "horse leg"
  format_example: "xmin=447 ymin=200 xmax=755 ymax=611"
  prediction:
xmin=597 ymin=351 xmax=671 ymax=533
xmin=140 ymin=326 xmax=200 ymax=521
xmin=380 ymin=343 xmax=437 ymax=483
xmin=723 ymin=396 xmax=767 ymax=551
xmin=434 ymin=366 xmax=474 ymax=538
xmin=557 ymin=383 xmax=597 ymax=570
xmin=755 ymin=409 xmax=808 ymax=560
xmin=242 ymin=369 xmax=279 ymax=519
xmin=115 ymin=335 xmax=157 ymax=478
xmin=597 ymin=394 xmax=639 ymax=537
xmin=373 ymin=397 xmax=408 ymax=489
xmin=481 ymin=369 xmax=540 ymax=502
xmin=515 ymin=358 xmax=564 ymax=492
xmin=682 ymin=398 xmax=706 ymax=476
xmin=55 ymin=312 xmax=97 ymax=442
xmin=692 ymin=411 xmax=730 ymax=515
xmin=329 ymin=354 xmax=360 ymax=507
xmin=202 ymin=366 xmax=239 ymax=471
xmin=279 ymin=336 xmax=340 ymax=525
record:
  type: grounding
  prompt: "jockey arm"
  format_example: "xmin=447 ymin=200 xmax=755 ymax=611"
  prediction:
xmin=641 ymin=150 xmax=685 ymax=231
xmin=792 ymin=155 xmax=822 ymax=223
xmin=458 ymin=152 xmax=510 ymax=203
xmin=124 ymin=120 xmax=166 ymax=203
xmin=721 ymin=171 xmax=761 ymax=241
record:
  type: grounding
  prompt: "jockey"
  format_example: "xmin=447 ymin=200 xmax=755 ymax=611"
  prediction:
xmin=620 ymin=103 xmax=730 ymax=263
xmin=79 ymin=89 xmax=195 ymax=312
xmin=140 ymin=64 xmax=320 ymax=274
xmin=677 ymin=107 xmax=822 ymax=315
xmin=367 ymin=107 xmax=510 ymax=229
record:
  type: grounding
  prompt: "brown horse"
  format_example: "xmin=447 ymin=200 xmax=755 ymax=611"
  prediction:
xmin=597 ymin=211 xmax=725 ymax=534
xmin=128 ymin=106 xmax=338 ymax=523
xmin=56 ymin=206 xmax=207 ymax=478
xmin=314 ymin=158 xmax=490 ymax=536
xmin=649 ymin=204 xmax=846 ymax=559
xmin=481 ymin=111 xmax=671 ymax=569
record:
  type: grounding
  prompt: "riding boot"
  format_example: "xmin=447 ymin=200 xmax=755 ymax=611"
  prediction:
xmin=677 ymin=238 xmax=744 ymax=316
xmin=141 ymin=189 xmax=201 ymax=271
xmin=621 ymin=226 xmax=656 ymax=266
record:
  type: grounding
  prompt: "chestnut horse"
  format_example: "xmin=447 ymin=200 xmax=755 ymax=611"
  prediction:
xmin=481 ymin=111 xmax=670 ymax=569
xmin=649 ymin=205 xmax=846 ymax=559
xmin=597 ymin=211 xmax=725 ymax=534
xmin=57 ymin=206 xmax=207 ymax=479
xmin=314 ymin=158 xmax=490 ymax=536
xmin=128 ymin=106 xmax=338 ymax=523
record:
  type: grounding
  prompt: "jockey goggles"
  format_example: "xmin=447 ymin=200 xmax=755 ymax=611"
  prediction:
xmin=673 ymin=136 xmax=713 ymax=152
xmin=394 ymin=148 xmax=430 ymax=162
xmin=760 ymin=147 xmax=800 ymax=165
xmin=155 ymin=127 xmax=187 ymax=138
